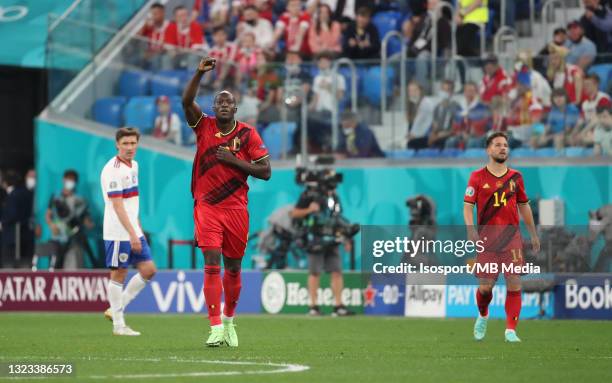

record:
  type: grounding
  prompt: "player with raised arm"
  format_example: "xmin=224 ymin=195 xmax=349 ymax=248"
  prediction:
xmin=101 ymin=128 xmax=157 ymax=336
xmin=182 ymin=57 xmax=271 ymax=347
xmin=463 ymin=132 xmax=540 ymax=343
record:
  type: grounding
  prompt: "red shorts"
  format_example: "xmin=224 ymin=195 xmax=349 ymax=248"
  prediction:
xmin=475 ymin=248 xmax=525 ymax=280
xmin=194 ymin=203 xmax=249 ymax=259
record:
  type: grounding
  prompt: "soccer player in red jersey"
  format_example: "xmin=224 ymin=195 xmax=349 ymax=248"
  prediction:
xmin=182 ymin=57 xmax=271 ymax=347
xmin=463 ymin=132 xmax=540 ymax=343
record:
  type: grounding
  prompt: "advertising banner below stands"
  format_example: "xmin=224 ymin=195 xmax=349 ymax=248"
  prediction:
xmin=261 ymin=271 xmax=365 ymax=314
xmin=0 ymin=271 xmax=109 ymax=311
xmin=127 ymin=270 xmax=262 ymax=314
xmin=363 ymin=274 xmax=405 ymax=316
xmin=554 ymin=275 xmax=612 ymax=320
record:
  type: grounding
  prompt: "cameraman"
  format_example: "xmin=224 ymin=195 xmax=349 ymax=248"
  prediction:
xmin=291 ymin=193 xmax=354 ymax=317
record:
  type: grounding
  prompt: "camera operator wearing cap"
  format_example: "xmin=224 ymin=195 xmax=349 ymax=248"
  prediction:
xmin=290 ymin=168 xmax=356 ymax=317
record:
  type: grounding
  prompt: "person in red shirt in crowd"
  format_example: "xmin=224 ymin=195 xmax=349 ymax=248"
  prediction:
xmin=237 ymin=32 xmax=263 ymax=81
xmin=138 ymin=3 xmax=168 ymax=70
xmin=479 ymin=55 xmax=512 ymax=105
xmin=546 ymin=44 xmax=584 ymax=105
xmin=273 ymin=0 xmax=311 ymax=57
xmin=163 ymin=5 xmax=205 ymax=69
xmin=206 ymin=27 xmax=241 ymax=90
xmin=581 ymin=73 xmax=612 ymax=123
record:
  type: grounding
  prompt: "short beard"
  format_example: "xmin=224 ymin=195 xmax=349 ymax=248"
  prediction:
xmin=493 ymin=156 xmax=507 ymax=164
xmin=216 ymin=115 xmax=233 ymax=125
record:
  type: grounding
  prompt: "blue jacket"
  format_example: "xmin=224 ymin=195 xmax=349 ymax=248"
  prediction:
xmin=338 ymin=123 xmax=385 ymax=158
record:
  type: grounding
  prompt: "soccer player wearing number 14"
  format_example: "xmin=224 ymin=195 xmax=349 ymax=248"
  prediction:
xmin=463 ymin=132 xmax=540 ymax=343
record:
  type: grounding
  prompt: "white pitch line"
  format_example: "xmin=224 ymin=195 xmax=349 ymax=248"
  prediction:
xmin=0 ymin=356 xmax=310 ymax=379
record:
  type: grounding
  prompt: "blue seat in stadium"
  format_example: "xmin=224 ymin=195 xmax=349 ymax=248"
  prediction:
xmin=196 ymin=94 xmax=215 ymax=116
xmin=124 ymin=96 xmax=157 ymax=133
xmin=511 ymin=148 xmax=537 ymax=158
xmin=92 ymin=97 xmax=126 ymax=127
xmin=151 ymin=70 xmax=187 ymax=96
xmin=583 ymin=148 xmax=594 ymax=156
xmin=362 ymin=65 xmax=395 ymax=106
xmin=564 ymin=146 xmax=586 ymax=157
xmin=414 ymin=148 xmax=441 ymax=158
xmin=441 ymin=148 xmax=462 ymax=157
xmin=535 ymin=147 xmax=560 ymax=157
xmin=386 ymin=149 xmax=415 ymax=159
xmin=261 ymin=122 xmax=297 ymax=159
xmin=462 ymin=148 xmax=486 ymax=158
xmin=588 ymin=64 xmax=612 ymax=91
xmin=119 ymin=70 xmax=150 ymax=97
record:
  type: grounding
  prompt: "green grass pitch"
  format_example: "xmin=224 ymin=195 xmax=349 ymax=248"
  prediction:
xmin=0 ymin=313 xmax=610 ymax=382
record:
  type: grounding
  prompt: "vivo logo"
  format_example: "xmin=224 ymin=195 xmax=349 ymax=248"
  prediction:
xmin=565 ymin=279 xmax=612 ymax=310
xmin=150 ymin=271 xmax=205 ymax=312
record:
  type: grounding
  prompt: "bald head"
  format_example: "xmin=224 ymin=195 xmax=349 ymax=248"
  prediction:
xmin=213 ymin=90 xmax=237 ymax=123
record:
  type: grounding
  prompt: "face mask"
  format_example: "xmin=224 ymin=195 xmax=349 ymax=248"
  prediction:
xmin=246 ymin=19 xmax=257 ymax=26
xmin=442 ymin=91 xmax=452 ymax=99
xmin=286 ymin=64 xmax=300 ymax=74
xmin=343 ymin=128 xmax=353 ymax=135
xmin=409 ymin=95 xmax=420 ymax=103
xmin=64 ymin=179 xmax=76 ymax=191
xmin=26 ymin=177 xmax=35 ymax=190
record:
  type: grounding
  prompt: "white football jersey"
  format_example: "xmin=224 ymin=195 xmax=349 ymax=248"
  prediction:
xmin=100 ymin=156 xmax=143 ymax=241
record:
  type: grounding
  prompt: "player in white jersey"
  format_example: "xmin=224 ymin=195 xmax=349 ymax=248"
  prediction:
xmin=100 ymin=127 xmax=157 ymax=336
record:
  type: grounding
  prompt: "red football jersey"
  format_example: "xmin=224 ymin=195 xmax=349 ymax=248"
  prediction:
xmin=464 ymin=167 xmax=529 ymax=251
xmin=191 ymin=114 xmax=269 ymax=209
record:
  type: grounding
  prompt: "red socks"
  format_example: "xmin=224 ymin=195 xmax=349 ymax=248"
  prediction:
xmin=203 ymin=265 xmax=222 ymax=326
xmin=222 ymin=269 xmax=242 ymax=318
xmin=505 ymin=290 xmax=522 ymax=330
xmin=476 ymin=288 xmax=493 ymax=317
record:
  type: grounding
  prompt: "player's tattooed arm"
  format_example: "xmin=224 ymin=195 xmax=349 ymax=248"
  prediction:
xmin=216 ymin=147 xmax=271 ymax=180
xmin=182 ymin=57 xmax=216 ymax=128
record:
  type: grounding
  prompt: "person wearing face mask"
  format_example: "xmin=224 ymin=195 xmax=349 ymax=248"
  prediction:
xmin=237 ymin=5 xmax=274 ymax=50
xmin=337 ymin=111 xmax=384 ymax=158
xmin=429 ymin=80 xmax=461 ymax=149
xmin=1 ymin=170 xmax=33 ymax=268
xmin=45 ymin=170 xmax=95 ymax=269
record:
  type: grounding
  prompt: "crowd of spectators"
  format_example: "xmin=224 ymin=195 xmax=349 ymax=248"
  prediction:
xmin=123 ymin=0 xmax=612 ymax=157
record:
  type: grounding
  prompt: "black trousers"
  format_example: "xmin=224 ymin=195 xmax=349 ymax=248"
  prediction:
xmin=456 ymin=23 xmax=481 ymax=58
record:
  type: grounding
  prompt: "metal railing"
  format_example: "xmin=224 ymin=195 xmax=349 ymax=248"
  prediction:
xmin=381 ymin=31 xmax=407 ymax=116
xmin=493 ymin=26 xmax=519 ymax=58
xmin=541 ymin=0 xmax=569 ymax=46
xmin=431 ymin=1 xmax=457 ymax=86
xmin=331 ymin=58 xmax=358 ymax=150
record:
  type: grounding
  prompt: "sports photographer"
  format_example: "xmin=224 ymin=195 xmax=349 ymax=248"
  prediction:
xmin=290 ymin=163 xmax=358 ymax=316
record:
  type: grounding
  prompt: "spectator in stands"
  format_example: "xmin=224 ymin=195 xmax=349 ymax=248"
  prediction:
xmin=1 ymin=170 xmax=32 ymax=268
xmin=273 ymin=0 xmax=312 ymax=57
xmin=406 ymin=81 xmax=436 ymax=150
xmin=581 ymin=73 xmax=612 ymax=123
xmin=255 ymin=52 xmax=283 ymax=126
xmin=234 ymin=87 xmax=260 ymax=127
xmin=565 ymin=20 xmax=597 ymax=71
xmin=152 ymin=96 xmax=182 ymax=145
xmin=455 ymin=0 xmax=489 ymax=58
xmin=138 ymin=2 xmax=168 ymax=70
xmin=446 ymin=82 xmax=492 ymax=149
xmin=428 ymin=79 xmax=461 ymax=149
xmin=506 ymin=72 xmax=544 ymax=147
xmin=192 ymin=0 xmax=229 ymax=30
xmin=593 ymin=105 xmax=612 ymax=156
xmin=306 ymin=0 xmax=359 ymax=27
xmin=511 ymin=52 xmax=552 ymax=109
xmin=163 ymin=6 xmax=205 ymax=69
xmin=237 ymin=5 xmax=275 ymax=50
xmin=581 ymin=0 xmax=612 ymax=53
xmin=489 ymin=96 xmax=508 ymax=133
xmin=237 ymin=32 xmax=263 ymax=82
xmin=207 ymin=27 xmax=241 ymax=90
xmin=342 ymin=7 xmax=380 ymax=60
xmin=535 ymin=27 xmax=567 ymax=73
xmin=309 ymin=52 xmax=346 ymax=115
xmin=480 ymin=54 xmax=512 ymax=105
xmin=308 ymin=3 xmax=342 ymax=55
xmin=403 ymin=0 xmax=451 ymax=91
xmin=528 ymin=105 xmax=550 ymax=149
xmin=546 ymin=44 xmax=584 ymax=105
xmin=546 ymin=88 xmax=581 ymax=150
xmin=45 ymin=170 xmax=95 ymax=270
xmin=337 ymin=111 xmax=385 ymax=158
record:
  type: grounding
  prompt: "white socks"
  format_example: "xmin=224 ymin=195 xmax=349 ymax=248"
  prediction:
xmin=107 ymin=280 xmax=125 ymax=328
xmin=122 ymin=273 xmax=148 ymax=308
xmin=222 ymin=315 xmax=233 ymax=324
xmin=108 ymin=273 xmax=148 ymax=329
